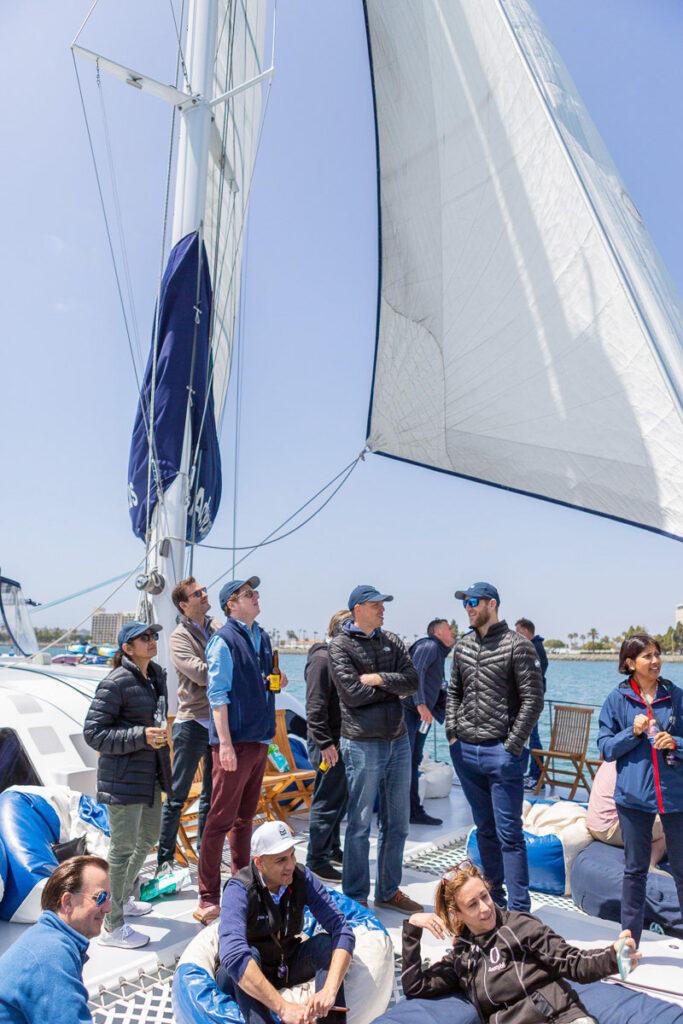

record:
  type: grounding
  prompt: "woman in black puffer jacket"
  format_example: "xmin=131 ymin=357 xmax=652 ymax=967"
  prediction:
xmin=401 ymin=862 xmax=639 ymax=1024
xmin=84 ymin=621 xmax=171 ymax=949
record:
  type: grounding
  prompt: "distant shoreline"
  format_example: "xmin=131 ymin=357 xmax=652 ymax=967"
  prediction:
xmin=278 ymin=647 xmax=683 ymax=663
xmin=547 ymin=651 xmax=683 ymax=662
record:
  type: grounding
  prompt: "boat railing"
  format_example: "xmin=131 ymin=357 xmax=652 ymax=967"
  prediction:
xmin=430 ymin=696 xmax=605 ymax=762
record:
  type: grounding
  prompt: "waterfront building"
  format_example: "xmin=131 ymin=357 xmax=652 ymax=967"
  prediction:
xmin=91 ymin=608 xmax=135 ymax=644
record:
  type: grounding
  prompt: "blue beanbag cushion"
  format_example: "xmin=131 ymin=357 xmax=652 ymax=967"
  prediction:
xmin=373 ymin=985 xmax=683 ymax=1024
xmin=466 ymin=826 xmax=566 ymax=895
xmin=0 ymin=833 xmax=7 ymax=904
xmin=288 ymin=734 xmax=313 ymax=771
xmin=0 ymin=790 xmax=60 ymax=922
xmin=571 ymin=842 xmax=683 ymax=938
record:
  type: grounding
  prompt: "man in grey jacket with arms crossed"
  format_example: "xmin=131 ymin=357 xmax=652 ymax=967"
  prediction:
xmin=447 ymin=581 xmax=543 ymax=911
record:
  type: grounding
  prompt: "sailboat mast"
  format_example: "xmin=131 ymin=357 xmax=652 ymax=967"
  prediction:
xmin=147 ymin=0 xmax=219 ymax=707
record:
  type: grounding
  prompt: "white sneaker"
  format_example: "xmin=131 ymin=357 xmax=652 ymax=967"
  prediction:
xmin=98 ymin=923 xmax=150 ymax=949
xmin=123 ymin=895 xmax=153 ymax=917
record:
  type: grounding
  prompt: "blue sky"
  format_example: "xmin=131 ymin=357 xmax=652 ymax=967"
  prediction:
xmin=1 ymin=0 xmax=682 ymax=644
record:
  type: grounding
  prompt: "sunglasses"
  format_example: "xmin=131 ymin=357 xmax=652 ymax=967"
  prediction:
xmin=462 ymin=598 xmax=481 ymax=608
xmin=441 ymin=859 xmax=474 ymax=881
xmin=79 ymin=889 xmax=111 ymax=907
xmin=136 ymin=631 xmax=160 ymax=643
xmin=188 ymin=587 xmax=208 ymax=599
xmin=238 ymin=588 xmax=259 ymax=599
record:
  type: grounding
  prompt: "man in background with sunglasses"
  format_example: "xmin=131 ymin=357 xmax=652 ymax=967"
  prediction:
xmin=447 ymin=582 xmax=543 ymax=911
xmin=156 ymin=576 xmax=221 ymax=876
xmin=0 ymin=854 xmax=110 ymax=1024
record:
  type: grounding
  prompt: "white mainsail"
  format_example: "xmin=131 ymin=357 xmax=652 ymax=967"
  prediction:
xmin=364 ymin=0 xmax=683 ymax=539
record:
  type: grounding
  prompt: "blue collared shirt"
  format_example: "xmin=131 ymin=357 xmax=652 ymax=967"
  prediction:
xmin=206 ymin=620 xmax=262 ymax=709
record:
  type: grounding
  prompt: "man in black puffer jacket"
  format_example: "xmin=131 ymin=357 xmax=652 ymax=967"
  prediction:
xmin=447 ymin=582 xmax=543 ymax=912
xmin=328 ymin=584 xmax=422 ymax=915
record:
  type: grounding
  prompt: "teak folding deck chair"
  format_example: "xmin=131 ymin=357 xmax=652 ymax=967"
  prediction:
xmin=531 ymin=704 xmax=594 ymax=800
xmin=259 ymin=709 xmax=316 ymax=829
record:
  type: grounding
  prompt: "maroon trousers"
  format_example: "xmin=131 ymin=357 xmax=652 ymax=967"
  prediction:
xmin=197 ymin=741 xmax=268 ymax=906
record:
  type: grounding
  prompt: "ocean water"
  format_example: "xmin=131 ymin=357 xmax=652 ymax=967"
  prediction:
xmin=279 ymin=654 xmax=683 ymax=763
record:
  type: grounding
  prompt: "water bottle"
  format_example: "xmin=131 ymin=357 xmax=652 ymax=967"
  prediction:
xmin=647 ymin=719 xmax=659 ymax=745
xmin=155 ymin=695 xmax=167 ymax=729
xmin=140 ymin=865 xmax=191 ymax=902
xmin=267 ymin=743 xmax=289 ymax=772
xmin=419 ymin=719 xmax=430 ymax=734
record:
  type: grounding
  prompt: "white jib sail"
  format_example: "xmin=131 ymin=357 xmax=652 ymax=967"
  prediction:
xmin=364 ymin=0 xmax=683 ymax=539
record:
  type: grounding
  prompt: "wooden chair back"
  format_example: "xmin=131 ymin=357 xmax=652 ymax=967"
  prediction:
xmin=531 ymin=704 xmax=594 ymax=799
xmin=548 ymin=705 xmax=593 ymax=757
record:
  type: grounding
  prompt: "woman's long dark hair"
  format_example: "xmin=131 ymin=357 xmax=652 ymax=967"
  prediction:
xmin=618 ymin=634 xmax=661 ymax=675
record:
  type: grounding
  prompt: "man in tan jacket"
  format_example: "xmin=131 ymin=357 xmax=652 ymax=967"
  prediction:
xmin=156 ymin=576 xmax=221 ymax=873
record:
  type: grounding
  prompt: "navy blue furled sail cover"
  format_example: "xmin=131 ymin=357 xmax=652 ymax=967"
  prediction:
xmin=128 ymin=231 xmax=221 ymax=542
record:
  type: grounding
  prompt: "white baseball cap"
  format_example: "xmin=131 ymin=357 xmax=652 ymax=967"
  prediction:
xmin=251 ymin=820 xmax=295 ymax=858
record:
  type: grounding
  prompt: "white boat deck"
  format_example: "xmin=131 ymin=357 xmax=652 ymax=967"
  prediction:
xmin=1 ymin=661 xmax=681 ymax=1021
xmin=72 ymin=781 xmax=683 ymax=1021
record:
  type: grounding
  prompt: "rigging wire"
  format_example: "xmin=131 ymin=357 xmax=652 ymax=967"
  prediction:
xmin=71 ymin=53 xmax=165 ymax=514
xmin=28 ymin=571 xmax=133 ymax=612
xmin=95 ymin=62 xmax=144 ymax=371
xmin=203 ymin=454 xmax=364 ymax=589
xmin=37 ymin=552 xmax=149 ymax=653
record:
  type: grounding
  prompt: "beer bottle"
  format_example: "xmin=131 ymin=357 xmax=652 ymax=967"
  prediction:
xmin=268 ymin=650 xmax=281 ymax=693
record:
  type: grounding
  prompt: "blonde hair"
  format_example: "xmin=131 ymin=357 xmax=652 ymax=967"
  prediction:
xmin=434 ymin=863 xmax=491 ymax=938
xmin=328 ymin=609 xmax=352 ymax=637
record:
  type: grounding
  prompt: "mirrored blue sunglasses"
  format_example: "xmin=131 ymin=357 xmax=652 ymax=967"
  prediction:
xmin=462 ymin=598 xmax=480 ymax=608
xmin=80 ymin=889 xmax=110 ymax=907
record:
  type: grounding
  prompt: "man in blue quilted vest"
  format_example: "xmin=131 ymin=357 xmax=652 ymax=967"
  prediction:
xmin=194 ymin=577 xmax=288 ymax=925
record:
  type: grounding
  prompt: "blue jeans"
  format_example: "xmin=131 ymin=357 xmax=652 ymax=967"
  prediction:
xmin=450 ymin=739 xmax=530 ymax=911
xmin=523 ymin=722 xmax=542 ymax=782
xmin=340 ymin=733 xmax=410 ymax=902
xmin=616 ymin=803 xmax=683 ymax=943
xmin=306 ymin=740 xmax=347 ymax=870
xmin=404 ymin=710 xmax=429 ymax=816
xmin=216 ymin=934 xmax=344 ymax=1024
xmin=156 ymin=719 xmax=213 ymax=866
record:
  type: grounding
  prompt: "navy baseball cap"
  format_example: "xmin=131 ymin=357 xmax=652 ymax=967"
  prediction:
xmin=348 ymin=585 xmax=394 ymax=610
xmin=118 ymin=620 xmax=163 ymax=647
xmin=219 ymin=576 xmax=260 ymax=609
xmin=454 ymin=582 xmax=500 ymax=604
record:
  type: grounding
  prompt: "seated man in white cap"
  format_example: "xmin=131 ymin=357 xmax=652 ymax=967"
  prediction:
xmin=217 ymin=821 xmax=355 ymax=1024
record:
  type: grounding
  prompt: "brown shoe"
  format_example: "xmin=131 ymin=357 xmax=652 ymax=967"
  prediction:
xmin=374 ymin=890 xmax=424 ymax=915
xmin=193 ymin=904 xmax=220 ymax=926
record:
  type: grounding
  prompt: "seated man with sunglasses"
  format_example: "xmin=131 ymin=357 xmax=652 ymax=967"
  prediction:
xmin=447 ymin=582 xmax=543 ymax=912
xmin=156 ymin=576 xmax=221 ymax=875
xmin=217 ymin=821 xmax=354 ymax=1024
xmin=0 ymin=855 xmax=111 ymax=1024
